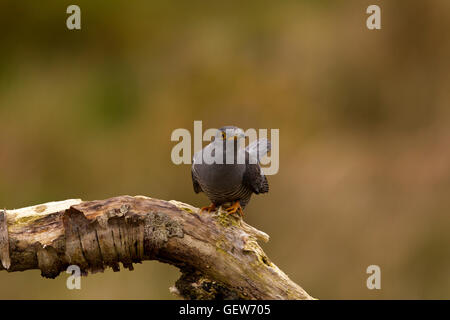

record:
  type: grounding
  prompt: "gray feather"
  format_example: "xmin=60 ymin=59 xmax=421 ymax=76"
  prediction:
xmin=246 ymin=138 xmax=271 ymax=162
xmin=191 ymin=126 xmax=269 ymax=209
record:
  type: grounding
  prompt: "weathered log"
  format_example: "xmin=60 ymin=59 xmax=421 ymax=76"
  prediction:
xmin=0 ymin=195 xmax=313 ymax=300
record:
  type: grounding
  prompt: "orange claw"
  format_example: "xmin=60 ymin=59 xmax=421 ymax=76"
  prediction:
xmin=200 ymin=203 xmax=216 ymax=214
xmin=225 ymin=201 xmax=244 ymax=217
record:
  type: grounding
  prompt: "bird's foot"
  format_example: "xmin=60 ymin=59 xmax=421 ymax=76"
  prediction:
xmin=225 ymin=201 xmax=244 ymax=217
xmin=200 ymin=203 xmax=216 ymax=214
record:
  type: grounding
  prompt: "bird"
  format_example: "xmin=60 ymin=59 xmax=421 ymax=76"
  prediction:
xmin=191 ymin=126 xmax=270 ymax=216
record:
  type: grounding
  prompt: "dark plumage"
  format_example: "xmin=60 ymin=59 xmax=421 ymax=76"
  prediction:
xmin=191 ymin=126 xmax=270 ymax=215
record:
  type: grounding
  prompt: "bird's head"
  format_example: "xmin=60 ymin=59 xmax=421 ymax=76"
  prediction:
xmin=215 ymin=126 xmax=245 ymax=142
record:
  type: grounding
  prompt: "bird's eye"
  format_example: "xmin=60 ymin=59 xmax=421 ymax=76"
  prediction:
xmin=221 ymin=132 xmax=226 ymax=139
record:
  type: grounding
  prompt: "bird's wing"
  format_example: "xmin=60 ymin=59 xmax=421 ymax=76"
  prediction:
xmin=191 ymin=166 xmax=203 ymax=194
xmin=242 ymin=152 xmax=269 ymax=194
xmin=246 ymin=138 xmax=271 ymax=163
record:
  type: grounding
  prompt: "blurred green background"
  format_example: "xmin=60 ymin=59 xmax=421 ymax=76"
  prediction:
xmin=1 ymin=0 xmax=449 ymax=299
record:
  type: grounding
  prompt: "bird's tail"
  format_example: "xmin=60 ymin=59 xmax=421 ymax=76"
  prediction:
xmin=246 ymin=138 xmax=271 ymax=162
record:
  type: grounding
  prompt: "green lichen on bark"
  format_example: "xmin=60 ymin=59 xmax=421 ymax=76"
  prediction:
xmin=168 ymin=200 xmax=197 ymax=214
xmin=213 ymin=209 xmax=240 ymax=228
xmin=144 ymin=211 xmax=184 ymax=252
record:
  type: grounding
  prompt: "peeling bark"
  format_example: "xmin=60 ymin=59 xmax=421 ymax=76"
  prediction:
xmin=0 ymin=195 xmax=314 ymax=300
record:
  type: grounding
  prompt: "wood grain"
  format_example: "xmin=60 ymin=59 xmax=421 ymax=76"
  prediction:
xmin=0 ymin=195 xmax=313 ymax=300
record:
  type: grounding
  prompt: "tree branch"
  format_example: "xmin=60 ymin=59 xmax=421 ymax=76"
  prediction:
xmin=0 ymin=195 xmax=313 ymax=300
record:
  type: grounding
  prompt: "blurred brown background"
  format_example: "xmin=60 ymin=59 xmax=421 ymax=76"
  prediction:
xmin=1 ymin=0 xmax=449 ymax=299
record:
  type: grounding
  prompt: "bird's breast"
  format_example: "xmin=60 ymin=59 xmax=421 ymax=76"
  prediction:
xmin=194 ymin=163 xmax=245 ymax=190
